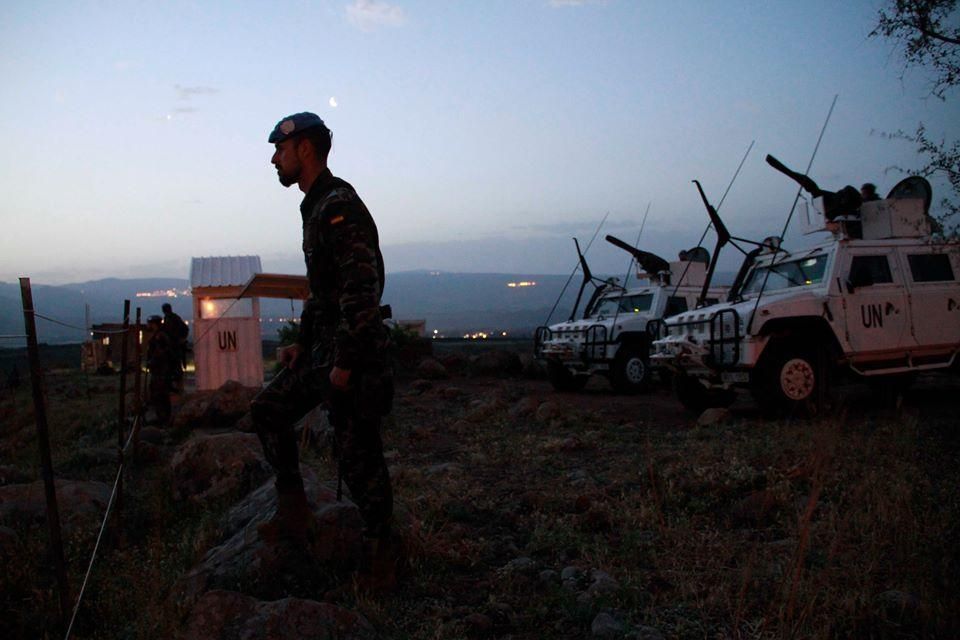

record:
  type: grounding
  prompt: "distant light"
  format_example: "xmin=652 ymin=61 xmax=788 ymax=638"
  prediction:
xmin=501 ymin=331 xmax=507 ymax=336
xmin=506 ymin=281 xmax=536 ymax=288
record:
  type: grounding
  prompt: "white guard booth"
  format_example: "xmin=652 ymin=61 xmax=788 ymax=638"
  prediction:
xmin=190 ymin=255 xmax=264 ymax=390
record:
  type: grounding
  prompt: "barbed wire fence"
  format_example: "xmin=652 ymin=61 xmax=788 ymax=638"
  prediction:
xmin=13 ymin=277 xmax=152 ymax=638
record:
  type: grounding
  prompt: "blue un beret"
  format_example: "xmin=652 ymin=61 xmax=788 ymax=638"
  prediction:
xmin=268 ymin=112 xmax=327 ymax=143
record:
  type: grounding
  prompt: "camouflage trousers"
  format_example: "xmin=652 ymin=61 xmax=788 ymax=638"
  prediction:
xmin=250 ymin=362 xmax=393 ymax=538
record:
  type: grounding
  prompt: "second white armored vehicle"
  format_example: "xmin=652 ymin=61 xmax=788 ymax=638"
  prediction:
xmin=535 ymin=235 xmax=728 ymax=393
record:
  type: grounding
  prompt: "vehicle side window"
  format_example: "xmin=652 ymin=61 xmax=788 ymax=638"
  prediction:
xmin=850 ymin=255 xmax=893 ymax=284
xmin=907 ymin=254 xmax=955 ymax=282
xmin=703 ymin=297 xmax=719 ymax=306
xmin=665 ymin=296 xmax=688 ymax=316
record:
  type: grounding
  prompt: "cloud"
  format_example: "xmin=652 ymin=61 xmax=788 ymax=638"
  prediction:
xmin=346 ymin=0 xmax=406 ymax=31
xmin=174 ymin=84 xmax=219 ymax=100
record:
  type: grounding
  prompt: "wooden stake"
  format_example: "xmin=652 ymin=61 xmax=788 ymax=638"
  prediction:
xmin=19 ymin=277 xmax=70 ymax=630
xmin=117 ymin=300 xmax=130 ymax=515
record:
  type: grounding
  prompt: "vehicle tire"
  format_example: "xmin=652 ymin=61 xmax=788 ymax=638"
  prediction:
xmin=546 ymin=360 xmax=588 ymax=392
xmin=610 ymin=344 xmax=651 ymax=394
xmin=673 ymin=373 xmax=734 ymax=413
xmin=752 ymin=341 xmax=824 ymax=417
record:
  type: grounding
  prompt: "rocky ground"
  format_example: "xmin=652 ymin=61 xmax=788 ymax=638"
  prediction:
xmin=1 ymin=347 xmax=959 ymax=639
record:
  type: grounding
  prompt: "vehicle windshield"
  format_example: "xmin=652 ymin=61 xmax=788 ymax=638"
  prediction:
xmin=589 ymin=293 xmax=654 ymax=317
xmin=740 ymin=253 xmax=829 ymax=296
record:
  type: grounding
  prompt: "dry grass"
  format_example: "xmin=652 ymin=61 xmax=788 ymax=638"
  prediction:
xmin=1 ymin=365 xmax=958 ymax=639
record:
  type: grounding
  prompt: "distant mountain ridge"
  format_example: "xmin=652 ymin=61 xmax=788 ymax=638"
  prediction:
xmin=0 ymin=269 xmax=736 ymax=345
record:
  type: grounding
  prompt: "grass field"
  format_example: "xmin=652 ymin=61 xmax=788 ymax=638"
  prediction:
xmin=1 ymin=358 xmax=958 ymax=639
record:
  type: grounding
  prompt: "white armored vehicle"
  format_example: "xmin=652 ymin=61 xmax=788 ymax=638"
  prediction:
xmin=653 ymin=155 xmax=960 ymax=415
xmin=535 ymin=235 xmax=729 ymax=393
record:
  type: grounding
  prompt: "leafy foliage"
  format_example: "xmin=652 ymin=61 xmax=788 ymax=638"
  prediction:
xmin=871 ymin=0 xmax=960 ymax=234
xmin=276 ymin=320 xmax=299 ymax=346
xmin=872 ymin=0 xmax=960 ymax=99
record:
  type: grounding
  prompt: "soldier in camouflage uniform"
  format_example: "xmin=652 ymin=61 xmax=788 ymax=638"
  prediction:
xmin=252 ymin=112 xmax=395 ymax=575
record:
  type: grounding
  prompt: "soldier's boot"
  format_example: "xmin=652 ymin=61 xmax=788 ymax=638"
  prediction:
xmin=355 ymin=530 xmax=407 ymax=593
xmin=257 ymin=476 xmax=319 ymax=553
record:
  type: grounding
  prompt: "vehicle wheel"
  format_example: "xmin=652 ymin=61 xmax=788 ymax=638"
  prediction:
xmin=752 ymin=342 xmax=824 ymax=417
xmin=546 ymin=361 xmax=588 ymax=392
xmin=673 ymin=373 xmax=734 ymax=413
xmin=610 ymin=345 xmax=651 ymax=394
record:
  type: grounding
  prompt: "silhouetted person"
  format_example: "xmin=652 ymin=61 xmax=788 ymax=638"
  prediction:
xmin=161 ymin=303 xmax=188 ymax=390
xmin=860 ymin=183 xmax=880 ymax=202
xmin=146 ymin=316 xmax=174 ymax=425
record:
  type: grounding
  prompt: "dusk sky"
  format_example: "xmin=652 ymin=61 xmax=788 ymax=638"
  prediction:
xmin=1 ymin=0 xmax=957 ymax=285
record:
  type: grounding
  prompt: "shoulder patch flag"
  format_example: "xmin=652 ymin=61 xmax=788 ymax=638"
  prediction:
xmin=329 ymin=215 xmax=345 ymax=225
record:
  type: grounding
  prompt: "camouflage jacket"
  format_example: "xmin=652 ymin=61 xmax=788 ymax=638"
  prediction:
xmin=298 ymin=168 xmax=387 ymax=370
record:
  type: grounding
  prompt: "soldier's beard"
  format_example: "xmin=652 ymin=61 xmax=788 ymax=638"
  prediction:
xmin=276 ymin=166 xmax=298 ymax=187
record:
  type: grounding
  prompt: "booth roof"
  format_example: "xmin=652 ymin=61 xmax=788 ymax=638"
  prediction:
xmin=190 ymin=255 xmax=262 ymax=289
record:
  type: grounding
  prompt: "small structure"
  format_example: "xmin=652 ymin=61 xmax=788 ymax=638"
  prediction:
xmin=81 ymin=323 xmax=141 ymax=373
xmin=190 ymin=256 xmax=264 ymax=390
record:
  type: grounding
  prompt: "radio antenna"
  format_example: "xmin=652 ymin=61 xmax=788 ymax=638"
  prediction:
xmin=673 ymin=140 xmax=754 ymax=300
xmin=745 ymin=94 xmax=838 ymax=333
xmin=543 ymin=211 xmax=609 ymax=326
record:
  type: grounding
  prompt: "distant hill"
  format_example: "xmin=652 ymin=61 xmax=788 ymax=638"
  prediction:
xmin=0 ymin=269 xmax=736 ymax=345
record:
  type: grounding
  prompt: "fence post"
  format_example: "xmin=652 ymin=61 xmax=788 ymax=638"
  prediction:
xmin=19 ymin=277 xmax=71 ymax=630
xmin=117 ymin=300 xmax=130 ymax=515
xmin=133 ymin=308 xmax=143 ymax=416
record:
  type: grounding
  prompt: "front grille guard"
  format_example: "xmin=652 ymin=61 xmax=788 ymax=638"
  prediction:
xmin=535 ymin=323 xmax=611 ymax=362
xmin=584 ymin=324 xmax=608 ymax=361
xmin=664 ymin=309 xmax=742 ymax=368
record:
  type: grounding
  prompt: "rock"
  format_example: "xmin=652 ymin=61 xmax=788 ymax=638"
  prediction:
xmin=471 ymin=350 xmax=522 ymax=376
xmin=591 ymin=612 xmax=624 ymax=638
xmin=561 ymin=566 xmax=583 ymax=582
xmin=587 ymin=570 xmax=620 ymax=597
xmin=630 ymin=625 xmax=665 ymax=640
xmin=0 ymin=479 xmax=111 ymax=529
xmin=408 ymin=379 xmax=434 ymax=394
xmin=182 ymin=589 xmax=373 ymax=640
xmin=501 ymin=556 xmax=537 ymax=575
xmin=567 ymin=469 xmax=590 ymax=487
xmin=169 ymin=432 xmax=272 ymax=503
xmin=173 ymin=380 xmax=258 ymax=431
xmin=440 ymin=386 xmax=466 ymax=399
xmin=510 ymin=396 xmax=540 ymax=417
xmin=138 ymin=426 xmax=167 ymax=445
xmin=538 ymin=569 xmax=559 ymax=585
xmin=425 ymin=462 xmax=461 ymax=477
xmin=181 ymin=469 xmax=365 ymax=604
xmin=535 ymin=401 xmax=564 ymax=422
xmin=416 ymin=358 xmax=449 ymax=380
xmin=437 ymin=352 xmax=466 ymax=373
xmin=466 ymin=398 xmax=507 ymax=422
xmin=696 ymin=407 xmax=732 ymax=427
xmin=463 ymin=612 xmax=494 ymax=633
